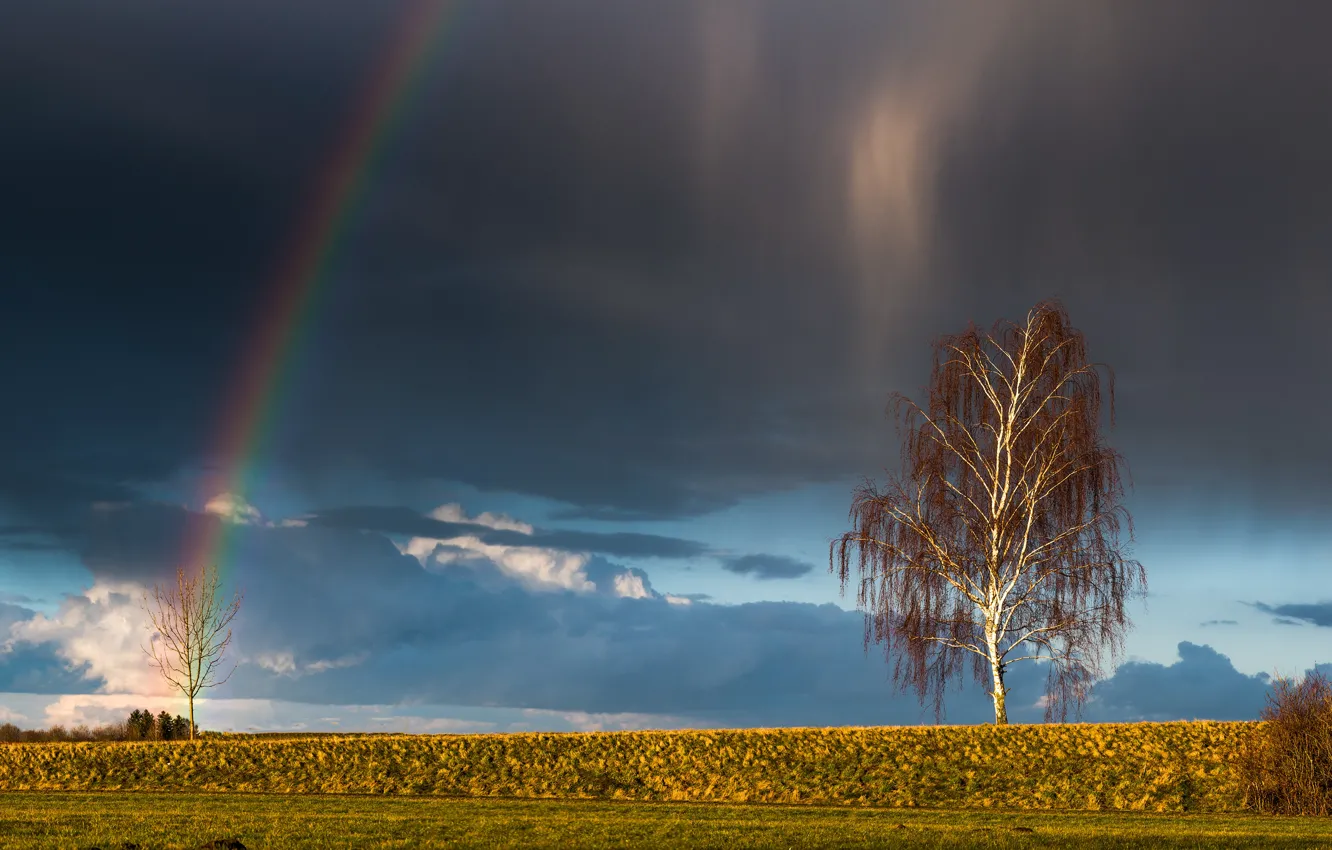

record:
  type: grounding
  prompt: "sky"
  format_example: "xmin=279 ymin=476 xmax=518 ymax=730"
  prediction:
xmin=2 ymin=0 xmax=1330 ymax=734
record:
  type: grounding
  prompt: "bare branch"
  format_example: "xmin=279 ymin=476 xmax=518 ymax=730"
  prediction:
xmin=141 ymin=563 xmax=243 ymax=741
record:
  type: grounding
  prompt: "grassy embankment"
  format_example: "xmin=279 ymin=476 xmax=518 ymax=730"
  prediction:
xmin=0 ymin=722 xmax=1253 ymax=811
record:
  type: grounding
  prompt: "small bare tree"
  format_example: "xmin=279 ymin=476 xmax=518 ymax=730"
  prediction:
xmin=142 ymin=563 xmax=242 ymax=740
xmin=832 ymin=300 xmax=1145 ymax=724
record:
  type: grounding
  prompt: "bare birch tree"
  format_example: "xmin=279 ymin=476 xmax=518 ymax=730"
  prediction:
xmin=142 ymin=563 xmax=242 ymax=740
xmin=832 ymin=300 xmax=1145 ymax=724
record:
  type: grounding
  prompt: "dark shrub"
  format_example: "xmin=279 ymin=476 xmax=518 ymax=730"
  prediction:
xmin=1238 ymin=670 xmax=1332 ymax=815
xmin=0 ymin=723 xmax=19 ymax=743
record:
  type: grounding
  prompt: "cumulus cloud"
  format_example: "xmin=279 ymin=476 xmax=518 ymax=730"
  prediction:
xmin=720 ymin=553 xmax=815 ymax=580
xmin=0 ymin=704 xmax=27 ymax=724
xmin=428 ymin=503 xmax=531 ymax=533
xmin=2 ymin=497 xmax=1307 ymax=728
xmin=407 ymin=535 xmax=595 ymax=593
xmin=515 ymin=708 xmax=702 ymax=733
xmin=308 ymin=505 xmax=710 ymax=559
xmin=10 ymin=499 xmax=1001 ymax=724
xmin=1083 ymin=642 xmax=1272 ymax=722
xmin=203 ymin=492 xmax=264 ymax=525
xmin=252 ymin=651 xmax=369 ymax=680
xmin=8 ymin=581 xmax=165 ymax=695
xmin=396 ymin=717 xmax=497 ymax=734
xmin=398 ymin=503 xmax=663 ymax=599
xmin=37 ymin=693 xmax=198 ymax=729
xmin=0 ymin=601 xmax=35 ymax=636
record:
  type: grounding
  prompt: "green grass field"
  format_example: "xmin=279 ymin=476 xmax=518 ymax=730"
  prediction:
xmin=3 ymin=792 xmax=1331 ymax=849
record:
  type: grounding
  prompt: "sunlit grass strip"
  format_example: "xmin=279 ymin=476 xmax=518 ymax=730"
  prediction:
xmin=6 ymin=791 xmax=1332 ymax=850
xmin=0 ymin=721 xmax=1256 ymax=813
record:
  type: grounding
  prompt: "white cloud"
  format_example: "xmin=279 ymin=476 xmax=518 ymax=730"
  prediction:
xmin=38 ymin=693 xmax=194 ymax=728
xmin=8 ymin=581 xmax=168 ymax=695
xmin=0 ymin=695 xmax=702 ymax=734
xmin=401 ymin=504 xmax=648 ymax=598
xmin=57 ymin=500 xmax=1009 ymax=726
xmin=34 ymin=694 xmax=290 ymax=732
xmin=203 ymin=492 xmax=264 ymax=525
xmin=416 ymin=717 xmax=498 ymax=733
xmin=305 ymin=653 xmax=369 ymax=675
xmin=253 ymin=652 xmax=297 ymax=676
xmin=253 ymin=650 xmax=369 ymax=679
xmin=515 ymin=708 xmax=700 ymax=733
xmin=370 ymin=715 xmax=498 ymax=734
xmin=202 ymin=493 xmax=311 ymax=529
xmin=411 ymin=534 xmax=596 ymax=593
xmin=428 ymin=502 xmax=532 ymax=534
xmin=0 ymin=704 xmax=28 ymax=724
xmin=613 ymin=572 xmax=651 ymax=600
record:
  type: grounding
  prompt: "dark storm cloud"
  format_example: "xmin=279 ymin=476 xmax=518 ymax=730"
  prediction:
xmin=0 ymin=0 xmax=939 ymax=522
xmin=271 ymin=0 xmax=1332 ymax=524
xmin=0 ymin=646 xmax=99 ymax=695
xmin=0 ymin=1 xmax=440 ymax=529
xmin=307 ymin=506 xmax=709 ymax=558
xmin=925 ymin=2 xmax=1332 ymax=525
xmin=3 ymin=0 xmax=1331 ymax=527
xmin=1250 ymin=602 xmax=1332 ymax=628
xmin=0 ymin=526 xmax=65 ymax=553
xmin=1082 ymin=642 xmax=1272 ymax=722
xmin=720 ymin=554 xmax=815 ymax=580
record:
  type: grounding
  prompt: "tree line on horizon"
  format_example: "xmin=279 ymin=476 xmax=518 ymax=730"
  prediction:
xmin=0 ymin=709 xmax=199 ymax=744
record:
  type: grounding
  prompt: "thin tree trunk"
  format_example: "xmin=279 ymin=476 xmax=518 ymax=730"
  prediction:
xmin=188 ymin=697 xmax=195 ymax=741
xmin=991 ymin=658 xmax=1009 ymax=725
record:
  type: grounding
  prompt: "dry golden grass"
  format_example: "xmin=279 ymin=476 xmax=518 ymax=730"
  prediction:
xmin=0 ymin=721 xmax=1257 ymax=813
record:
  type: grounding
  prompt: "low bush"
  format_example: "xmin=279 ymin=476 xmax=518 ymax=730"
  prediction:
xmin=1237 ymin=671 xmax=1332 ymax=815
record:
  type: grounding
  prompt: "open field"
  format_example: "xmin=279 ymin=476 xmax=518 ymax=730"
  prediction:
xmin=3 ymin=791 xmax=1332 ymax=849
xmin=0 ymin=723 xmax=1254 ymax=812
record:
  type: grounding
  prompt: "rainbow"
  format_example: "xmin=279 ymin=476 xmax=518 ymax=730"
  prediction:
xmin=184 ymin=0 xmax=459 ymax=581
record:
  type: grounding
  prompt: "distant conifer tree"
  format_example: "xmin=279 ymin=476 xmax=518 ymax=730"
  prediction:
xmin=157 ymin=711 xmax=174 ymax=741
